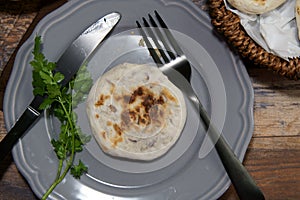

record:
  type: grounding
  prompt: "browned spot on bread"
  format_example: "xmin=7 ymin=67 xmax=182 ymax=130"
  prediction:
xmin=107 ymin=121 xmax=112 ymax=126
xmin=113 ymin=123 xmax=123 ymax=136
xmin=110 ymin=124 xmax=124 ymax=147
xmin=109 ymin=82 xmax=115 ymax=94
xmin=120 ymin=86 xmax=169 ymax=128
xmin=95 ymin=94 xmax=110 ymax=107
xmin=101 ymin=131 xmax=106 ymax=139
xmin=111 ymin=136 xmax=123 ymax=147
xmin=129 ymin=86 xmax=144 ymax=103
xmin=161 ymin=88 xmax=177 ymax=103
xmin=254 ymin=0 xmax=266 ymax=5
xmin=109 ymin=104 xmax=117 ymax=112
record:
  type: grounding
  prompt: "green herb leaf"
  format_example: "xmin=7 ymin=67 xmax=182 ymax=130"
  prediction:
xmin=30 ymin=36 xmax=93 ymax=200
xmin=70 ymin=160 xmax=88 ymax=179
xmin=39 ymin=97 xmax=55 ymax=110
xmin=53 ymin=72 xmax=64 ymax=83
xmin=51 ymin=139 xmax=66 ymax=160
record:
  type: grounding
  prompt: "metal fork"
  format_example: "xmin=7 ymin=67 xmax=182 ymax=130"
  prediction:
xmin=136 ymin=11 xmax=265 ymax=200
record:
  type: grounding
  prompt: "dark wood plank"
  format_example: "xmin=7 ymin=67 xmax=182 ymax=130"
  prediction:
xmin=0 ymin=154 xmax=38 ymax=200
xmin=0 ymin=0 xmax=67 ymax=111
xmin=219 ymin=136 xmax=300 ymax=200
xmin=248 ymin=67 xmax=300 ymax=138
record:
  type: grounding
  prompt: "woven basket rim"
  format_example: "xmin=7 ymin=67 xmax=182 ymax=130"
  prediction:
xmin=208 ymin=0 xmax=300 ymax=80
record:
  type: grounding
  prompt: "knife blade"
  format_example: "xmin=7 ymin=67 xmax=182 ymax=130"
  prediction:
xmin=0 ymin=12 xmax=121 ymax=161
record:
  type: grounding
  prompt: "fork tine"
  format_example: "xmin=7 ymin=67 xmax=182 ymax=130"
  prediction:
xmin=154 ymin=11 xmax=191 ymax=81
xmin=148 ymin=14 xmax=176 ymax=60
xmin=154 ymin=10 xmax=184 ymax=56
xmin=142 ymin=18 xmax=170 ymax=63
xmin=136 ymin=20 xmax=162 ymax=65
xmin=137 ymin=12 xmax=191 ymax=81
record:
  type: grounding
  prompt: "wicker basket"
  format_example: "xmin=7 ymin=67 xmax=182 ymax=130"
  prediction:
xmin=209 ymin=0 xmax=300 ymax=80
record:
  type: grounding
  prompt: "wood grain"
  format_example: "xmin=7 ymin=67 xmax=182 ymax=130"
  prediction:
xmin=250 ymin=67 xmax=300 ymax=138
xmin=0 ymin=154 xmax=38 ymax=200
xmin=0 ymin=0 xmax=66 ymax=110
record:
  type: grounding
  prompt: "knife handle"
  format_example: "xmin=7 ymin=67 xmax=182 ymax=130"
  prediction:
xmin=0 ymin=106 xmax=40 ymax=162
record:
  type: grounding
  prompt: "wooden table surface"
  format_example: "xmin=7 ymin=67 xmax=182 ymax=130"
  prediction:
xmin=0 ymin=1 xmax=299 ymax=200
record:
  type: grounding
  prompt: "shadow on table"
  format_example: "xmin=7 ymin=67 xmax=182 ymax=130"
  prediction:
xmin=0 ymin=153 xmax=13 ymax=179
xmin=0 ymin=0 xmax=58 ymax=14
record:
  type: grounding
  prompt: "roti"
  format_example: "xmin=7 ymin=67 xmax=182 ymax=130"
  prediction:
xmin=296 ymin=0 xmax=300 ymax=40
xmin=86 ymin=63 xmax=187 ymax=160
xmin=227 ymin=0 xmax=286 ymax=14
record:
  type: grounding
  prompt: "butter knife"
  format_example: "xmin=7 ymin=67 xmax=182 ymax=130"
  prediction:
xmin=0 ymin=12 xmax=121 ymax=161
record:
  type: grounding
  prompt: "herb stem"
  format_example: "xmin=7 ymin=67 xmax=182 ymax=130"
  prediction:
xmin=31 ymin=36 xmax=91 ymax=199
xmin=41 ymin=159 xmax=73 ymax=200
xmin=42 ymin=98 xmax=77 ymax=200
xmin=58 ymin=97 xmax=74 ymax=129
xmin=55 ymin=159 xmax=63 ymax=180
xmin=58 ymin=96 xmax=76 ymax=166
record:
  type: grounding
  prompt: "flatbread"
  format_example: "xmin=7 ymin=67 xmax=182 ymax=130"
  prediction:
xmin=296 ymin=0 xmax=300 ymax=40
xmin=86 ymin=63 xmax=187 ymax=160
xmin=227 ymin=0 xmax=286 ymax=14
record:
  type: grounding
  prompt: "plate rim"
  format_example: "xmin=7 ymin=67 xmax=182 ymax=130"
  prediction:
xmin=3 ymin=0 xmax=254 ymax=199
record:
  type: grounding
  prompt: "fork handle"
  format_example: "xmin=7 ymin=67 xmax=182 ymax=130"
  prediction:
xmin=215 ymin=135 xmax=265 ymax=200
xmin=199 ymin=104 xmax=265 ymax=200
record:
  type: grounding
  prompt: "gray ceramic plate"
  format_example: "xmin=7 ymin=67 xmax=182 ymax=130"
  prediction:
xmin=3 ymin=0 xmax=254 ymax=199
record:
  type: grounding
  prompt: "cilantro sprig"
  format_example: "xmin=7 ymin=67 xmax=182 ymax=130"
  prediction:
xmin=30 ymin=36 xmax=92 ymax=199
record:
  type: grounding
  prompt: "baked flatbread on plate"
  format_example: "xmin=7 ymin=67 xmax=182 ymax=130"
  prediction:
xmin=296 ymin=0 xmax=300 ymax=39
xmin=227 ymin=0 xmax=286 ymax=14
xmin=86 ymin=63 xmax=187 ymax=160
